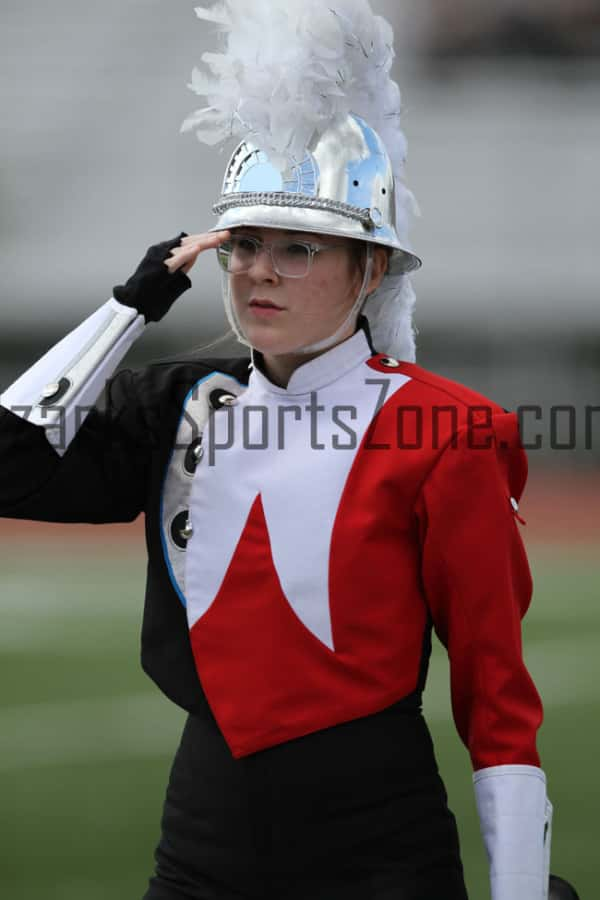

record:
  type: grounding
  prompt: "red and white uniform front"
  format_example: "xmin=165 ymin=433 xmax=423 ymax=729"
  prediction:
xmin=0 ymin=304 xmax=552 ymax=899
xmin=184 ymin=328 xmax=543 ymax=768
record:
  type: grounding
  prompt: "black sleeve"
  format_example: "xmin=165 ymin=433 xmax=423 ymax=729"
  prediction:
xmin=0 ymin=368 xmax=150 ymax=524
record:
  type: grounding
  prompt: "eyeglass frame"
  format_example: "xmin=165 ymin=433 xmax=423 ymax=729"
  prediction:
xmin=216 ymin=233 xmax=349 ymax=279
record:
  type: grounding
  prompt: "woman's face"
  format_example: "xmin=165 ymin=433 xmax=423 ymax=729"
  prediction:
xmin=228 ymin=227 xmax=365 ymax=355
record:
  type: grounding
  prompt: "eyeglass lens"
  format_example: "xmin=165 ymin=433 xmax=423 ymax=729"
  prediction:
xmin=218 ymin=237 xmax=311 ymax=277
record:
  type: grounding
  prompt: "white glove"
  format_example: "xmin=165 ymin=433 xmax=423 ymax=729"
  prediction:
xmin=474 ymin=764 xmax=552 ymax=900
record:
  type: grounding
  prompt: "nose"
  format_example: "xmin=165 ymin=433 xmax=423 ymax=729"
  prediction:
xmin=247 ymin=245 xmax=279 ymax=282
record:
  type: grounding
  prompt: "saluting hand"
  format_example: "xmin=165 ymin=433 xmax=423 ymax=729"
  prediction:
xmin=164 ymin=231 xmax=231 ymax=276
xmin=113 ymin=230 xmax=231 ymax=323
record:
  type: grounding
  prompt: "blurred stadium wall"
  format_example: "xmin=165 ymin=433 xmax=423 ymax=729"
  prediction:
xmin=1 ymin=0 xmax=599 ymax=466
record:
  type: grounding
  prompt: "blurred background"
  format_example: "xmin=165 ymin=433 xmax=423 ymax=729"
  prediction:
xmin=1 ymin=1 xmax=598 ymax=897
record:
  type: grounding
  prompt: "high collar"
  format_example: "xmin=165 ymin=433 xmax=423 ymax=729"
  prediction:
xmin=249 ymin=327 xmax=373 ymax=397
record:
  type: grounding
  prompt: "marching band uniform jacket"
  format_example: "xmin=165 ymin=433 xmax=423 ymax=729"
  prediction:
xmin=0 ymin=299 xmax=552 ymax=898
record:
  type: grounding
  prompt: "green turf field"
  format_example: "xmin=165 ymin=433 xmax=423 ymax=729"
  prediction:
xmin=0 ymin=537 xmax=596 ymax=899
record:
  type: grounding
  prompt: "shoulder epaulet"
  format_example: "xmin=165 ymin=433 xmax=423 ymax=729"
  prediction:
xmin=367 ymin=357 xmax=504 ymax=414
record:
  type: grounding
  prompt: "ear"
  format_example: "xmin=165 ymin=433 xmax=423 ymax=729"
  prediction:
xmin=366 ymin=247 xmax=389 ymax=295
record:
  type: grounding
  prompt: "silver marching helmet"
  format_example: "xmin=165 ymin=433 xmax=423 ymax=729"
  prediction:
xmin=210 ymin=113 xmax=421 ymax=355
xmin=210 ymin=113 xmax=421 ymax=278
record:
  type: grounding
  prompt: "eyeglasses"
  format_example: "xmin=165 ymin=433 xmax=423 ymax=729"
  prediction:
xmin=216 ymin=234 xmax=346 ymax=279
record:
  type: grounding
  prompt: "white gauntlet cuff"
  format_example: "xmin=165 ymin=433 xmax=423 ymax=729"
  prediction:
xmin=474 ymin=764 xmax=552 ymax=900
xmin=0 ymin=299 xmax=145 ymax=456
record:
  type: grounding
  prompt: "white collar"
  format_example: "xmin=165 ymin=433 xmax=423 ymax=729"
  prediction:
xmin=249 ymin=328 xmax=373 ymax=397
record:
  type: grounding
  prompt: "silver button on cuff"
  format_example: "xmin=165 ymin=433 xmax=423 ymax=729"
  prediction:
xmin=42 ymin=383 xmax=61 ymax=400
xmin=38 ymin=377 xmax=71 ymax=407
xmin=380 ymin=356 xmax=400 ymax=368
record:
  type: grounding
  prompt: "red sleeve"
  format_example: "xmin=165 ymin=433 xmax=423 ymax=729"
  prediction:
xmin=415 ymin=411 xmax=543 ymax=771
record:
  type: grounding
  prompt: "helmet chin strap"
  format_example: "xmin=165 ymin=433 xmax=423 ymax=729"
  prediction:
xmin=222 ymin=243 xmax=375 ymax=356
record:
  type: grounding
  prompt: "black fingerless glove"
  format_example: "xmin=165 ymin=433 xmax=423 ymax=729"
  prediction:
xmin=113 ymin=233 xmax=192 ymax=323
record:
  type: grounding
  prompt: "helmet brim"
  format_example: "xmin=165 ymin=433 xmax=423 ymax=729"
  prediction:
xmin=209 ymin=204 xmax=421 ymax=275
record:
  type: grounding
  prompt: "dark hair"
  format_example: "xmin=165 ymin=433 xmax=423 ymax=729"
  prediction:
xmin=348 ymin=241 xmax=391 ymax=280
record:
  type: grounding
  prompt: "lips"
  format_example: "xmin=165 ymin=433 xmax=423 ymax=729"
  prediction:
xmin=249 ymin=298 xmax=284 ymax=310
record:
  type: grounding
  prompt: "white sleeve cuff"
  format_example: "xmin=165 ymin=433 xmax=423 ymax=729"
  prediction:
xmin=474 ymin=764 xmax=552 ymax=900
xmin=0 ymin=299 xmax=145 ymax=456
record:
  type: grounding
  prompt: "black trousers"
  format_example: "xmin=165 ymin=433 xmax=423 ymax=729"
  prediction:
xmin=143 ymin=703 xmax=469 ymax=900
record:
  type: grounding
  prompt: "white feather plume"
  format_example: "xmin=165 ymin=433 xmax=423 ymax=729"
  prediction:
xmin=182 ymin=0 xmax=419 ymax=361
xmin=183 ymin=6 xmax=408 ymax=201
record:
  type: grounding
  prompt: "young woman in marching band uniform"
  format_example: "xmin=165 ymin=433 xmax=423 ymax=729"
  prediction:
xmin=0 ymin=2 xmax=555 ymax=897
